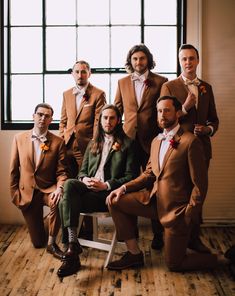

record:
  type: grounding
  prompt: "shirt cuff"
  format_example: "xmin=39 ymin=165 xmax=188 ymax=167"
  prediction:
xmin=105 ymin=182 xmax=111 ymax=191
xmin=208 ymin=125 xmax=214 ymax=136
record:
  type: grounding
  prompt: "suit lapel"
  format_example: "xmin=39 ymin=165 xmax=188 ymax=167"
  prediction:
xmin=27 ymin=130 xmax=35 ymax=169
xmin=76 ymin=83 xmax=92 ymax=120
xmin=128 ymin=76 xmax=139 ymax=109
xmin=35 ymin=132 xmax=51 ymax=170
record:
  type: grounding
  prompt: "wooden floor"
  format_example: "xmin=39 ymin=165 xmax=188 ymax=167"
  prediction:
xmin=0 ymin=223 xmax=235 ymax=296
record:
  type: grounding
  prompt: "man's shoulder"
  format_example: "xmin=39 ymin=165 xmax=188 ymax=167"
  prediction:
xmin=149 ymin=72 xmax=168 ymax=83
xmin=118 ymin=75 xmax=131 ymax=84
xmin=162 ymin=76 xmax=181 ymax=87
xmin=88 ymin=83 xmax=105 ymax=95
xmin=14 ymin=130 xmax=31 ymax=141
xmin=47 ymin=131 xmax=64 ymax=143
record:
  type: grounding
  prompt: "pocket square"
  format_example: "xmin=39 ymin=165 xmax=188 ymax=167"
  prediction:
xmin=84 ymin=104 xmax=92 ymax=108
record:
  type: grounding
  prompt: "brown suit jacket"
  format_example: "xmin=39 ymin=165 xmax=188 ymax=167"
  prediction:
xmin=10 ymin=130 xmax=68 ymax=210
xmin=125 ymin=128 xmax=208 ymax=228
xmin=59 ymin=83 xmax=106 ymax=156
xmin=160 ymin=76 xmax=219 ymax=160
xmin=114 ymin=72 xmax=168 ymax=154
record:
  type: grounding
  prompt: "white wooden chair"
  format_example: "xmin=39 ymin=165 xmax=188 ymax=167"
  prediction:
xmin=77 ymin=212 xmax=118 ymax=267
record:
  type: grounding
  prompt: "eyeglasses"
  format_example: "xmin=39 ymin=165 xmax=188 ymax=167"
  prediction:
xmin=36 ymin=112 xmax=51 ymax=119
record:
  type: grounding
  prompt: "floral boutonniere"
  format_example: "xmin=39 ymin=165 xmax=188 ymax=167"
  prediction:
xmin=144 ymin=79 xmax=151 ymax=88
xmin=199 ymin=85 xmax=207 ymax=96
xmin=40 ymin=142 xmax=49 ymax=153
xmin=169 ymin=138 xmax=179 ymax=149
xmin=83 ymin=93 xmax=89 ymax=101
xmin=112 ymin=142 xmax=121 ymax=151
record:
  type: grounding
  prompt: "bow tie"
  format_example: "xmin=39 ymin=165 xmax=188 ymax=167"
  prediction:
xmin=131 ymin=74 xmax=145 ymax=83
xmin=184 ymin=78 xmax=200 ymax=86
xmin=157 ymin=133 xmax=173 ymax=141
xmin=72 ymin=87 xmax=85 ymax=96
xmin=31 ymin=135 xmax=47 ymax=142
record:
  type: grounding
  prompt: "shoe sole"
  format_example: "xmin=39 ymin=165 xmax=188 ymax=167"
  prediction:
xmin=107 ymin=262 xmax=144 ymax=270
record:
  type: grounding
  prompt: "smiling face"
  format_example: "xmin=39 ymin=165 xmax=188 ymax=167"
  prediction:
xmin=100 ymin=108 xmax=120 ymax=135
xmin=179 ymin=48 xmax=199 ymax=79
xmin=130 ymin=51 xmax=149 ymax=75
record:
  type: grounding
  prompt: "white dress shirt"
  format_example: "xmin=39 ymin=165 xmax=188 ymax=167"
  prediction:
xmin=131 ymin=70 xmax=149 ymax=107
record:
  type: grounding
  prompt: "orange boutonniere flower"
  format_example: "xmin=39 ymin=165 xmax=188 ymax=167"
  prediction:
xmin=40 ymin=142 xmax=49 ymax=153
xmin=199 ymin=85 xmax=207 ymax=96
xmin=169 ymin=138 xmax=179 ymax=149
xmin=112 ymin=142 xmax=121 ymax=151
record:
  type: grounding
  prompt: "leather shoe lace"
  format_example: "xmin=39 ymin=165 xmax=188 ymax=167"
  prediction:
xmin=107 ymin=251 xmax=144 ymax=270
xmin=62 ymin=242 xmax=83 ymax=260
xmin=46 ymin=243 xmax=63 ymax=259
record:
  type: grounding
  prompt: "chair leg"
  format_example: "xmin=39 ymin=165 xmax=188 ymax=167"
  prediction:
xmin=93 ymin=216 xmax=98 ymax=241
xmin=77 ymin=215 xmax=84 ymax=235
xmin=104 ymin=230 xmax=117 ymax=268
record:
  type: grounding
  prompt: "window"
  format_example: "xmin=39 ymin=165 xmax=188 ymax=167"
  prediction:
xmin=1 ymin=0 xmax=186 ymax=129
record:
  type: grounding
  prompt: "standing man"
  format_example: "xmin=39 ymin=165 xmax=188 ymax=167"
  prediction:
xmin=57 ymin=104 xmax=138 ymax=277
xmin=106 ymin=96 xmax=234 ymax=273
xmin=59 ymin=60 xmax=106 ymax=239
xmin=10 ymin=103 xmax=68 ymax=259
xmin=160 ymin=44 xmax=219 ymax=252
xmin=114 ymin=44 xmax=168 ymax=249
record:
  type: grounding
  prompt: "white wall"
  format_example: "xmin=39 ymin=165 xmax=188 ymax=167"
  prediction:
xmin=1 ymin=0 xmax=235 ymax=224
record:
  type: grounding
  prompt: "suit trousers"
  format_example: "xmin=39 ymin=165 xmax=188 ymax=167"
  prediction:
xmin=21 ymin=189 xmax=61 ymax=248
xmin=59 ymin=179 xmax=109 ymax=229
xmin=109 ymin=192 xmax=218 ymax=271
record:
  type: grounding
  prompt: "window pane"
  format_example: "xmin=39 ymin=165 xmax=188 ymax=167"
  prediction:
xmin=45 ymin=74 xmax=72 ymax=120
xmin=11 ymin=75 xmax=43 ymax=120
xmin=145 ymin=27 xmax=177 ymax=73
xmin=4 ymin=28 xmax=7 ymax=73
xmin=4 ymin=0 xmax=8 ymax=26
xmin=11 ymin=0 xmax=42 ymax=25
xmin=111 ymin=27 xmax=141 ymax=68
xmin=77 ymin=27 xmax=109 ymax=68
xmin=145 ymin=0 xmax=177 ymax=25
xmin=111 ymin=0 xmax=140 ymax=24
xmin=46 ymin=0 xmax=76 ymax=25
xmin=77 ymin=0 xmax=109 ymax=25
xmin=11 ymin=28 xmax=42 ymax=73
xmin=46 ymin=27 xmax=76 ymax=71
xmin=111 ymin=73 xmax=126 ymax=104
xmin=89 ymin=74 xmax=109 ymax=102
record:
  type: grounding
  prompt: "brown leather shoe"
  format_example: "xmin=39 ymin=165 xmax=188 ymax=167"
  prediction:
xmin=151 ymin=234 xmax=164 ymax=250
xmin=62 ymin=242 xmax=83 ymax=260
xmin=57 ymin=257 xmax=81 ymax=278
xmin=188 ymin=238 xmax=211 ymax=253
xmin=46 ymin=243 xmax=64 ymax=259
xmin=107 ymin=251 xmax=144 ymax=270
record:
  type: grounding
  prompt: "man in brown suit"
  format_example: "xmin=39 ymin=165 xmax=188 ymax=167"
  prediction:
xmin=106 ymin=96 xmax=234 ymax=272
xmin=160 ymin=44 xmax=219 ymax=253
xmin=59 ymin=60 xmax=106 ymax=239
xmin=10 ymin=103 xmax=68 ymax=259
xmin=114 ymin=44 xmax=168 ymax=250
xmin=59 ymin=60 xmax=106 ymax=177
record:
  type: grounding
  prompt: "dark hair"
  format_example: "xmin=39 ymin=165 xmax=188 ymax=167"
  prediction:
xmin=179 ymin=44 xmax=199 ymax=59
xmin=34 ymin=103 xmax=54 ymax=116
xmin=125 ymin=44 xmax=156 ymax=73
xmin=73 ymin=60 xmax=91 ymax=71
xmin=90 ymin=104 xmax=125 ymax=155
xmin=157 ymin=96 xmax=182 ymax=112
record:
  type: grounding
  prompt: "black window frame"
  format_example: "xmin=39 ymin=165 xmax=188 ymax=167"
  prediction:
xmin=1 ymin=0 xmax=186 ymax=130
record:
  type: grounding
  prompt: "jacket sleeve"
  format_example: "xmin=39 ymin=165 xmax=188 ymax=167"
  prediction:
xmin=56 ymin=140 xmax=68 ymax=187
xmin=114 ymin=81 xmax=124 ymax=115
xmin=93 ymin=92 xmax=106 ymax=138
xmin=59 ymin=93 xmax=67 ymax=138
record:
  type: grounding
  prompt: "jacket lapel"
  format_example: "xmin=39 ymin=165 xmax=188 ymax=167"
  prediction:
xmin=27 ymin=130 xmax=35 ymax=169
xmin=76 ymin=83 xmax=92 ymax=120
xmin=128 ymin=76 xmax=139 ymax=109
xmin=35 ymin=132 xmax=51 ymax=170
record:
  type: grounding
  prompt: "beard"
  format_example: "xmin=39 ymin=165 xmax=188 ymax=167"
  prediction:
xmin=158 ymin=118 xmax=177 ymax=130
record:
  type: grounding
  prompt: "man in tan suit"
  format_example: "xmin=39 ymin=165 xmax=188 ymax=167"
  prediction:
xmin=59 ymin=60 xmax=106 ymax=240
xmin=59 ymin=60 xmax=106 ymax=177
xmin=106 ymin=96 xmax=234 ymax=272
xmin=10 ymin=103 xmax=68 ymax=259
xmin=160 ymin=44 xmax=219 ymax=253
xmin=114 ymin=44 xmax=168 ymax=250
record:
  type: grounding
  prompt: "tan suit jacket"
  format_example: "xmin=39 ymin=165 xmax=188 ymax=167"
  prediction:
xmin=125 ymin=128 xmax=208 ymax=228
xmin=114 ymin=72 xmax=168 ymax=154
xmin=160 ymin=76 xmax=219 ymax=160
xmin=10 ymin=130 xmax=68 ymax=210
xmin=59 ymin=83 xmax=106 ymax=156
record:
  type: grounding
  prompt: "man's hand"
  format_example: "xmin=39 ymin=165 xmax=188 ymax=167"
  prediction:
xmin=106 ymin=186 xmax=126 ymax=206
xmin=183 ymin=91 xmax=196 ymax=112
xmin=83 ymin=177 xmax=107 ymax=192
xmin=50 ymin=187 xmax=63 ymax=205
xmin=194 ymin=124 xmax=211 ymax=136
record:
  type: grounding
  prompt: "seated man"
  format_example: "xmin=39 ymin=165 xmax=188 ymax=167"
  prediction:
xmin=10 ymin=103 xmax=68 ymax=259
xmin=58 ymin=104 xmax=138 ymax=277
xmin=106 ymin=96 xmax=235 ymax=275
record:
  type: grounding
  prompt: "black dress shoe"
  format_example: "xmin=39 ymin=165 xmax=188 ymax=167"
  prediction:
xmin=57 ymin=257 xmax=81 ymax=278
xmin=46 ymin=243 xmax=64 ymax=259
xmin=188 ymin=238 xmax=211 ymax=253
xmin=107 ymin=251 xmax=144 ymax=270
xmin=151 ymin=234 xmax=164 ymax=250
xmin=62 ymin=242 xmax=83 ymax=260
xmin=224 ymin=245 xmax=235 ymax=263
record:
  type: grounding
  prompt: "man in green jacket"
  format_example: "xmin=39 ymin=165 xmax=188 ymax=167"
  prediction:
xmin=57 ymin=104 xmax=138 ymax=277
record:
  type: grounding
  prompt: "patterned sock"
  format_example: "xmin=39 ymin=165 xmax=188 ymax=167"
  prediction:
xmin=68 ymin=227 xmax=78 ymax=243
